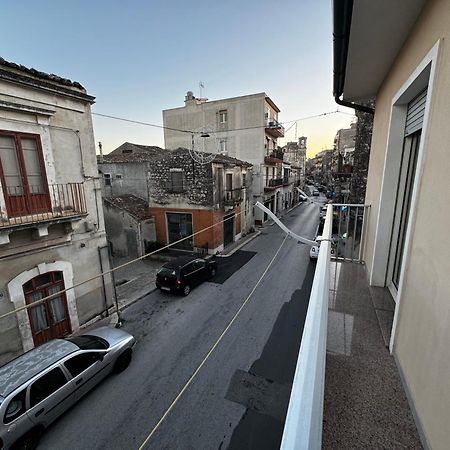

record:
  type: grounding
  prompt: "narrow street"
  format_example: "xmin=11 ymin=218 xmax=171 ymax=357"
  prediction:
xmin=38 ymin=201 xmax=322 ymax=450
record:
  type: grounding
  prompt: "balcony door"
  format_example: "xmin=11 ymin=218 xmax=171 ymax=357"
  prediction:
xmin=23 ymin=271 xmax=72 ymax=347
xmin=0 ymin=131 xmax=51 ymax=218
xmin=387 ymin=89 xmax=426 ymax=293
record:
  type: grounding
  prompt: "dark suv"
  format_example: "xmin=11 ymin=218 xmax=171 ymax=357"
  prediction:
xmin=156 ymin=256 xmax=217 ymax=296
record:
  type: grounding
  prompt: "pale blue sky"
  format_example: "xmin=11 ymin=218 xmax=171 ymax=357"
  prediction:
xmin=2 ymin=0 xmax=354 ymax=156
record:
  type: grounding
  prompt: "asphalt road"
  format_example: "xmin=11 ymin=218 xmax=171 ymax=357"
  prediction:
xmin=39 ymin=201 xmax=321 ymax=450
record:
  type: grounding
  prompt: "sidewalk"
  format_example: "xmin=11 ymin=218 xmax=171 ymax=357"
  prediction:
xmin=112 ymin=256 xmax=161 ymax=310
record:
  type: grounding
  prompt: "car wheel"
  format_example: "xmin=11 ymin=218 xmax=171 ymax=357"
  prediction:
xmin=210 ymin=268 xmax=216 ymax=278
xmin=113 ymin=348 xmax=132 ymax=373
xmin=11 ymin=428 xmax=42 ymax=450
xmin=183 ymin=284 xmax=191 ymax=296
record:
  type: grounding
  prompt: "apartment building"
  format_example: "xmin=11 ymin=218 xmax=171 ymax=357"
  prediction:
xmin=333 ymin=0 xmax=450 ymax=448
xmin=163 ymin=92 xmax=284 ymax=224
xmin=0 ymin=58 xmax=113 ymax=364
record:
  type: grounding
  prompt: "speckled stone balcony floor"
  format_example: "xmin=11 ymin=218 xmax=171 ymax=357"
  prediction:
xmin=323 ymin=261 xmax=422 ymax=449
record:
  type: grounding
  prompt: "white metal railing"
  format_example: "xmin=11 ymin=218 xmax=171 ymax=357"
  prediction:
xmin=280 ymin=204 xmax=333 ymax=450
xmin=331 ymin=204 xmax=370 ymax=263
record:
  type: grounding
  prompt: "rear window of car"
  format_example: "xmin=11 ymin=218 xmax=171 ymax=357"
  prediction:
xmin=158 ymin=267 xmax=176 ymax=276
xmin=66 ymin=335 xmax=109 ymax=350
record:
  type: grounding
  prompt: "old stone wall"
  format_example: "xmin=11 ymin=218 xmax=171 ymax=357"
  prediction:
xmin=148 ymin=150 xmax=214 ymax=207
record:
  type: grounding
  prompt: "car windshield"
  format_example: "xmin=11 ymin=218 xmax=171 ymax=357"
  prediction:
xmin=158 ymin=267 xmax=176 ymax=276
xmin=66 ymin=335 xmax=109 ymax=350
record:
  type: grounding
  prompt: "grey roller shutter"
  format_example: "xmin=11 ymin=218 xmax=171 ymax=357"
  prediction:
xmin=405 ymin=89 xmax=427 ymax=136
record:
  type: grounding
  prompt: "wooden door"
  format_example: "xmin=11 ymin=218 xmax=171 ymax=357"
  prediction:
xmin=23 ymin=272 xmax=72 ymax=347
xmin=0 ymin=131 xmax=51 ymax=218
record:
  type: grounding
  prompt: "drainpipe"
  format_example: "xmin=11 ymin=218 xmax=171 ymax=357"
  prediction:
xmin=97 ymin=246 xmax=109 ymax=317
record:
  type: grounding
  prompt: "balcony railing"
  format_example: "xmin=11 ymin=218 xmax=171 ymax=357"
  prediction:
xmin=264 ymin=177 xmax=283 ymax=191
xmin=0 ymin=183 xmax=87 ymax=228
xmin=281 ymin=203 xmax=369 ymax=449
xmin=224 ymin=188 xmax=243 ymax=205
xmin=265 ymin=118 xmax=285 ymax=137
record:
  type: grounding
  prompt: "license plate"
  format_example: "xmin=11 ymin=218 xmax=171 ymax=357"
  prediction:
xmin=161 ymin=286 xmax=170 ymax=292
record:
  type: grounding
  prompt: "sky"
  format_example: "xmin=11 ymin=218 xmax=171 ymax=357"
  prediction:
xmin=2 ymin=0 xmax=355 ymax=158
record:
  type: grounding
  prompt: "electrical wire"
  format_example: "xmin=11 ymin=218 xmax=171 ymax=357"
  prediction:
xmin=0 ymin=211 xmax=244 ymax=322
xmin=137 ymin=232 xmax=289 ymax=450
xmin=92 ymin=110 xmax=354 ymax=136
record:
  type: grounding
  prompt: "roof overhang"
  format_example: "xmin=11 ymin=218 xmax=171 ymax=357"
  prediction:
xmin=333 ymin=0 xmax=426 ymax=102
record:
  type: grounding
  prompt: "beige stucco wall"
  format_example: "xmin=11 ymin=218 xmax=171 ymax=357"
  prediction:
xmin=363 ymin=1 xmax=450 ymax=448
xmin=0 ymin=72 xmax=114 ymax=363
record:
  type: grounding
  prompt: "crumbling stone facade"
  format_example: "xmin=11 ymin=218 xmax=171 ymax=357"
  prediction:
xmin=148 ymin=149 xmax=214 ymax=207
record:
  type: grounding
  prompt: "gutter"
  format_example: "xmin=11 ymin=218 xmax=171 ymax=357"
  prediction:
xmin=333 ymin=0 xmax=375 ymax=115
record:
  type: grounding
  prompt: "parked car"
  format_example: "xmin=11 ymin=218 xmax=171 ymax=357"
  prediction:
xmin=312 ymin=189 xmax=320 ymax=196
xmin=310 ymin=238 xmax=336 ymax=260
xmin=156 ymin=256 xmax=217 ymax=296
xmin=299 ymin=194 xmax=308 ymax=202
xmin=0 ymin=327 xmax=135 ymax=450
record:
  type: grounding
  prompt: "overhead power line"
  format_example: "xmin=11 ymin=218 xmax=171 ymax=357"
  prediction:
xmin=92 ymin=110 xmax=355 ymax=136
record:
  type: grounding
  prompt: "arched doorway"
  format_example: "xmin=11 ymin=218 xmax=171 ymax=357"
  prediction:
xmin=23 ymin=271 xmax=71 ymax=346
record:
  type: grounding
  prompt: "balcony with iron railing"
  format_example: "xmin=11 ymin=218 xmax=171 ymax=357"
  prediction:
xmin=223 ymin=188 xmax=243 ymax=206
xmin=265 ymin=117 xmax=285 ymax=138
xmin=280 ymin=203 xmax=421 ymax=449
xmin=0 ymin=183 xmax=87 ymax=240
xmin=264 ymin=177 xmax=283 ymax=191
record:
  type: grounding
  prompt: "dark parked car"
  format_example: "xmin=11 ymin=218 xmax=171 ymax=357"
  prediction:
xmin=156 ymin=256 xmax=217 ymax=296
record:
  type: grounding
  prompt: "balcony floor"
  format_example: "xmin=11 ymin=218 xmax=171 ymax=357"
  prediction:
xmin=323 ymin=262 xmax=422 ymax=449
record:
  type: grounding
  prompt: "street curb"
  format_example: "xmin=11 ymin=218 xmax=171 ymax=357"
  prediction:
xmin=216 ymin=230 xmax=262 ymax=258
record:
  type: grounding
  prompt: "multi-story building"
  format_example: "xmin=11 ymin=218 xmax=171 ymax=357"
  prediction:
xmin=282 ymin=136 xmax=307 ymax=189
xmin=148 ymin=148 xmax=252 ymax=253
xmin=163 ymin=92 xmax=285 ymax=224
xmin=306 ymin=149 xmax=333 ymax=186
xmin=0 ymin=58 xmax=113 ymax=364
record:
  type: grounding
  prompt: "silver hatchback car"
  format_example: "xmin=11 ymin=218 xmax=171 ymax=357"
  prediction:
xmin=0 ymin=326 xmax=135 ymax=450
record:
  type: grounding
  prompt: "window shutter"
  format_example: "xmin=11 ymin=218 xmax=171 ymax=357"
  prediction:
xmin=405 ymin=89 xmax=427 ymax=136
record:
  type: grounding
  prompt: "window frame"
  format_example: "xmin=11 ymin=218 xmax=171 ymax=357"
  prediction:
xmin=3 ymin=388 xmax=27 ymax=424
xmin=28 ymin=366 xmax=69 ymax=408
xmin=103 ymin=173 xmax=112 ymax=186
xmin=169 ymin=169 xmax=184 ymax=193
xmin=0 ymin=130 xmax=50 ymax=216
xmin=63 ymin=351 xmax=104 ymax=378
xmin=218 ymin=110 xmax=228 ymax=124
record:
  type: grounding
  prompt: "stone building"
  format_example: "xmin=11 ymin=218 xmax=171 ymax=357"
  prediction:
xmin=103 ymin=195 xmax=155 ymax=258
xmin=163 ymin=92 xmax=286 ymax=224
xmin=97 ymin=142 xmax=165 ymax=199
xmin=0 ymin=58 xmax=113 ymax=364
xmin=148 ymin=148 xmax=252 ymax=253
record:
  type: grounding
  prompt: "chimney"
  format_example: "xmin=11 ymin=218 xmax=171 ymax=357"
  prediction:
xmin=185 ymin=90 xmax=196 ymax=105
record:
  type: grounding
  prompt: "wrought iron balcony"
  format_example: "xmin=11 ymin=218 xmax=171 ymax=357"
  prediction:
xmin=265 ymin=118 xmax=285 ymax=138
xmin=223 ymin=188 xmax=243 ymax=206
xmin=0 ymin=182 xmax=87 ymax=229
xmin=264 ymin=177 xmax=283 ymax=191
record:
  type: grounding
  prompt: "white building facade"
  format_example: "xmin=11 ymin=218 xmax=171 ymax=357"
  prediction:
xmin=163 ymin=92 xmax=285 ymax=224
